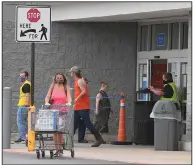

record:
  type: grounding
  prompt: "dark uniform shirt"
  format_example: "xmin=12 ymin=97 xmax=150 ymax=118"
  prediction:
xmin=22 ymin=84 xmax=30 ymax=93
xmin=162 ymin=81 xmax=174 ymax=98
xmin=99 ymin=90 xmax=111 ymax=110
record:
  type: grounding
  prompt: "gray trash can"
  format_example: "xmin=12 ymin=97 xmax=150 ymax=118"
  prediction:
xmin=150 ymin=100 xmax=181 ymax=151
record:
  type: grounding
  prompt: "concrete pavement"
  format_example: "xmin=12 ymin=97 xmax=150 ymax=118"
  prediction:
xmin=3 ymin=142 xmax=191 ymax=164
xmin=3 ymin=151 xmax=126 ymax=164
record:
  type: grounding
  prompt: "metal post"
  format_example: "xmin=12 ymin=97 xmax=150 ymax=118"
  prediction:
xmin=67 ymin=88 xmax=74 ymax=148
xmin=3 ymin=87 xmax=12 ymax=149
xmin=70 ymin=88 xmax=74 ymax=105
xmin=31 ymin=43 xmax=35 ymax=106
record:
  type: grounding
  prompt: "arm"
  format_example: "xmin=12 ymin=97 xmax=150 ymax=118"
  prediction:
xmin=66 ymin=85 xmax=72 ymax=104
xmin=96 ymin=93 xmax=102 ymax=114
xmin=75 ymin=79 xmax=86 ymax=102
xmin=25 ymin=93 xmax=30 ymax=106
xmin=154 ymin=88 xmax=162 ymax=91
xmin=149 ymin=86 xmax=164 ymax=96
xmin=150 ymin=88 xmax=164 ymax=96
xmin=45 ymin=83 xmax=54 ymax=104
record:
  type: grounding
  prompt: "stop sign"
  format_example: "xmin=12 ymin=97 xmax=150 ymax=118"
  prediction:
xmin=27 ymin=8 xmax=40 ymax=22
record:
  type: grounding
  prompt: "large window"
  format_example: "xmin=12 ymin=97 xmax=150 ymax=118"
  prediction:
xmin=137 ymin=63 xmax=148 ymax=101
xmin=168 ymin=62 xmax=178 ymax=83
xmin=170 ymin=23 xmax=179 ymax=49
xmin=140 ymin=25 xmax=148 ymax=51
xmin=180 ymin=62 xmax=187 ymax=134
xmin=139 ymin=21 xmax=189 ymax=52
xmin=151 ymin=23 xmax=168 ymax=50
xmin=181 ymin=22 xmax=188 ymax=49
xmin=180 ymin=62 xmax=187 ymax=101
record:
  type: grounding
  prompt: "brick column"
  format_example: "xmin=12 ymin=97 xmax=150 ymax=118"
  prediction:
xmin=186 ymin=11 xmax=192 ymax=142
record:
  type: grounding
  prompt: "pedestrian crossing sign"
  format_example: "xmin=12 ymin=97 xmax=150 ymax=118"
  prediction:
xmin=16 ymin=6 xmax=51 ymax=43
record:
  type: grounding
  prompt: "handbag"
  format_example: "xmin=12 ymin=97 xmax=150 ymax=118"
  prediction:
xmin=49 ymin=83 xmax=55 ymax=104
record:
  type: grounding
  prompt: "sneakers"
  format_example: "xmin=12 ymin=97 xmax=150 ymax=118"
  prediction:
xmin=54 ymin=151 xmax=60 ymax=157
xmin=54 ymin=150 xmax=63 ymax=157
xmin=60 ymin=150 xmax=63 ymax=154
xmin=14 ymin=138 xmax=25 ymax=143
xmin=78 ymin=140 xmax=88 ymax=143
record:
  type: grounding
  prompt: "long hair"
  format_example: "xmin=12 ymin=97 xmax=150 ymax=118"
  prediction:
xmin=54 ymin=73 xmax=67 ymax=86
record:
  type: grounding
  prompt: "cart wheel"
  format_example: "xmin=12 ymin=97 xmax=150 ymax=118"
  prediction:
xmin=42 ymin=151 xmax=45 ymax=158
xmin=50 ymin=150 xmax=54 ymax=159
xmin=36 ymin=151 xmax=40 ymax=159
xmin=71 ymin=150 xmax=74 ymax=158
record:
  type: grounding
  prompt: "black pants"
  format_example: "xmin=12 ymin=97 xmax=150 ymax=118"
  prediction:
xmin=78 ymin=118 xmax=86 ymax=141
xmin=40 ymin=33 xmax=47 ymax=40
xmin=94 ymin=109 xmax=110 ymax=133
xmin=74 ymin=110 xmax=96 ymax=135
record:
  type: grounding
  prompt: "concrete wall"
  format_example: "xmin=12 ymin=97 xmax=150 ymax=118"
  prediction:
xmin=3 ymin=3 xmax=138 ymax=140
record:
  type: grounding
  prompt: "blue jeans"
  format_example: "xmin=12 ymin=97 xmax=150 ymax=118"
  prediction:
xmin=17 ymin=107 xmax=28 ymax=140
xmin=74 ymin=110 xmax=96 ymax=135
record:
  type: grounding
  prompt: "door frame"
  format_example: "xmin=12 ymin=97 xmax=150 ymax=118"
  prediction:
xmin=137 ymin=55 xmax=188 ymax=101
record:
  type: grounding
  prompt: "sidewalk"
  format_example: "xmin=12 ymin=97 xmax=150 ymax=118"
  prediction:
xmin=3 ymin=142 xmax=191 ymax=164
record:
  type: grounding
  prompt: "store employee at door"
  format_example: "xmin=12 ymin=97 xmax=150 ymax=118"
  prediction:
xmin=148 ymin=72 xmax=179 ymax=106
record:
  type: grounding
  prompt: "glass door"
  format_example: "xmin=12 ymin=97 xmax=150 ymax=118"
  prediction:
xmin=137 ymin=59 xmax=151 ymax=101
xmin=150 ymin=59 xmax=167 ymax=101
xmin=167 ymin=57 xmax=188 ymax=100
xmin=179 ymin=58 xmax=188 ymax=103
xmin=168 ymin=57 xmax=188 ymax=135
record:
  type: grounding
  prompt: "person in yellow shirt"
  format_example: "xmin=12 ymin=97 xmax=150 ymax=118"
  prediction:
xmin=149 ymin=72 xmax=179 ymax=105
xmin=15 ymin=71 xmax=31 ymax=143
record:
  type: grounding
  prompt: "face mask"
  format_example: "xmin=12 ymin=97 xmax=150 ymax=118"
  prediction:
xmin=56 ymin=79 xmax=64 ymax=84
xmin=163 ymin=80 xmax=167 ymax=84
xmin=20 ymin=77 xmax=25 ymax=82
xmin=104 ymin=87 xmax=108 ymax=91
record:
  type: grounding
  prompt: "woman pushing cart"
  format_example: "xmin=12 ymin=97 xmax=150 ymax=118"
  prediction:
xmin=32 ymin=72 xmax=73 ymax=159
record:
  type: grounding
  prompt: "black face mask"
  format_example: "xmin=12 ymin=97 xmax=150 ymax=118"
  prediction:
xmin=56 ymin=79 xmax=64 ymax=84
xmin=163 ymin=80 xmax=167 ymax=84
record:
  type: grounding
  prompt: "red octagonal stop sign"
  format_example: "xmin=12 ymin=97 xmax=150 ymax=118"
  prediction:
xmin=27 ymin=8 xmax=40 ymax=22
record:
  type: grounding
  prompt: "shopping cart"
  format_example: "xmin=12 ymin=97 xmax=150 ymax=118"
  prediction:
xmin=31 ymin=104 xmax=74 ymax=159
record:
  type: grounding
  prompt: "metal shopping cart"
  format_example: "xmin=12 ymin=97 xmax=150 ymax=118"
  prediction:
xmin=31 ymin=104 xmax=74 ymax=159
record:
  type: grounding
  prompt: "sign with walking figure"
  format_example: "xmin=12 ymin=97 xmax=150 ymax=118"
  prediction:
xmin=16 ymin=6 xmax=51 ymax=42
xmin=39 ymin=24 xmax=47 ymax=40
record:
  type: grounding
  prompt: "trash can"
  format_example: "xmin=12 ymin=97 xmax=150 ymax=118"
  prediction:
xmin=134 ymin=101 xmax=155 ymax=145
xmin=150 ymin=100 xmax=181 ymax=151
